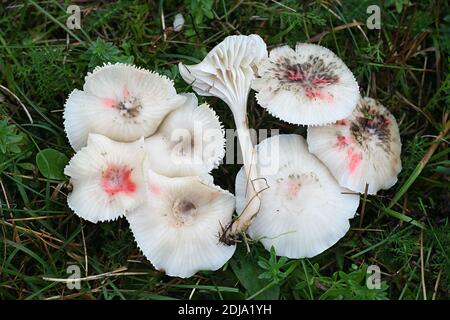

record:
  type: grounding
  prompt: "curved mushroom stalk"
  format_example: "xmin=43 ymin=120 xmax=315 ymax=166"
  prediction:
xmin=178 ymin=34 xmax=268 ymax=243
xmin=223 ymin=110 xmax=263 ymax=243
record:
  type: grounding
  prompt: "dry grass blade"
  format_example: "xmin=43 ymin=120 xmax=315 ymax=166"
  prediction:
xmin=42 ymin=266 xmax=149 ymax=283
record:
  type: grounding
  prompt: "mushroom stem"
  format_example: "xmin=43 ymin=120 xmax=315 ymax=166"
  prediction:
xmin=220 ymin=105 xmax=263 ymax=244
xmin=177 ymin=34 xmax=269 ymax=244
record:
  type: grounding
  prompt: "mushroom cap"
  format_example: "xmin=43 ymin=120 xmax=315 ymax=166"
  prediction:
xmin=173 ymin=13 xmax=185 ymax=32
xmin=64 ymin=133 xmax=146 ymax=223
xmin=307 ymin=97 xmax=402 ymax=194
xmin=235 ymin=134 xmax=360 ymax=258
xmin=144 ymin=93 xmax=225 ymax=178
xmin=63 ymin=63 xmax=185 ymax=151
xmin=252 ymin=43 xmax=360 ymax=125
xmin=178 ymin=34 xmax=267 ymax=111
xmin=127 ymin=169 xmax=236 ymax=278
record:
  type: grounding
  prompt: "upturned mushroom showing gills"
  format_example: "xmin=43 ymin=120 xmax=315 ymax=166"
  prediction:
xmin=127 ymin=169 xmax=236 ymax=278
xmin=307 ymin=97 xmax=402 ymax=194
xmin=252 ymin=43 xmax=360 ymax=125
xmin=235 ymin=134 xmax=360 ymax=258
xmin=64 ymin=63 xmax=186 ymax=151
xmin=144 ymin=94 xmax=225 ymax=179
xmin=64 ymin=133 xmax=147 ymax=223
xmin=178 ymin=34 xmax=268 ymax=242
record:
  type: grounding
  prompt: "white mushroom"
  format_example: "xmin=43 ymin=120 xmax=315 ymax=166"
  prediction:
xmin=252 ymin=43 xmax=360 ymax=125
xmin=64 ymin=133 xmax=146 ymax=223
xmin=173 ymin=13 xmax=185 ymax=32
xmin=127 ymin=168 xmax=236 ymax=278
xmin=235 ymin=134 xmax=360 ymax=258
xmin=64 ymin=63 xmax=186 ymax=151
xmin=179 ymin=34 xmax=268 ymax=241
xmin=144 ymin=93 xmax=225 ymax=179
xmin=307 ymin=97 xmax=402 ymax=194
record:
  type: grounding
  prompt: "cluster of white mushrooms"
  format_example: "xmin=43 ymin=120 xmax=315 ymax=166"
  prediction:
xmin=63 ymin=35 xmax=402 ymax=278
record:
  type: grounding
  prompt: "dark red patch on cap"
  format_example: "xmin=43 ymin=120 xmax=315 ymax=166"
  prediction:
xmin=311 ymin=78 xmax=337 ymax=86
xmin=286 ymin=69 xmax=305 ymax=82
xmin=277 ymin=55 xmax=339 ymax=102
xmin=101 ymin=165 xmax=136 ymax=196
xmin=305 ymin=89 xmax=334 ymax=102
xmin=336 ymin=135 xmax=350 ymax=148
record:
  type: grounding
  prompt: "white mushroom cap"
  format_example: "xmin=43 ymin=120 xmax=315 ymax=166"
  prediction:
xmin=127 ymin=169 xmax=236 ymax=278
xmin=64 ymin=133 xmax=147 ymax=223
xmin=173 ymin=13 xmax=185 ymax=32
xmin=63 ymin=63 xmax=186 ymax=151
xmin=235 ymin=134 xmax=360 ymax=258
xmin=178 ymin=34 xmax=267 ymax=115
xmin=144 ymin=93 xmax=225 ymax=178
xmin=307 ymin=97 xmax=402 ymax=194
xmin=252 ymin=43 xmax=360 ymax=125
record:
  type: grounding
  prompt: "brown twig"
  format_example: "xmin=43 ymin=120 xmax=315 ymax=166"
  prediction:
xmin=359 ymin=183 xmax=369 ymax=228
xmin=0 ymin=84 xmax=33 ymax=124
xmin=308 ymin=21 xmax=365 ymax=43
xmin=432 ymin=270 xmax=442 ymax=300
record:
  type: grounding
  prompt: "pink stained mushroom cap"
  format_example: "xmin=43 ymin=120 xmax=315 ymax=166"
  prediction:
xmin=64 ymin=133 xmax=147 ymax=223
xmin=307 ymin=97 xmax=402 ymax=194
xmin=235 ymin=134 xmax=360 ymax=259
xmin=63 ymin=63 xmax=185 ymax=151
xmin=252 ymin=43 xmax=360 ymax=125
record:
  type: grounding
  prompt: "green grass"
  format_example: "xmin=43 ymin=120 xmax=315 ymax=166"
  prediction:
xmin=0 ymin=0 xmax=449 ymax=300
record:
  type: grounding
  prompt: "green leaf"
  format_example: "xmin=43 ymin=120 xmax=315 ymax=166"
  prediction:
xmin=17 ymin=162 xmax=35 ymax=171
xmin=36 ymin=148 xmax=68 ymax=180
xmin=383 ymin=207 xmax=426 ymax=229
xmin=230 ymin=248 xmax=280 ymax=300
xmin=434 ymin=165 xmax=450 ymax=175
